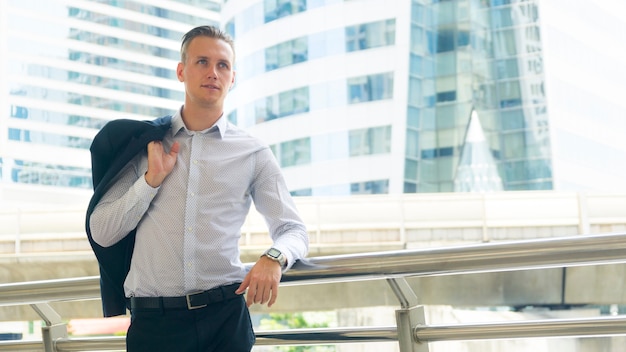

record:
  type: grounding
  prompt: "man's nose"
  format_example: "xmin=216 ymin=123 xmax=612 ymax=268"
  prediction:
xmin=208 ymin=66 xmax=218 ymax=79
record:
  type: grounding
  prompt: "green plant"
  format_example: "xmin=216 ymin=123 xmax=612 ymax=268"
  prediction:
xmin=260 ymin=312 xmax=336 ymax=352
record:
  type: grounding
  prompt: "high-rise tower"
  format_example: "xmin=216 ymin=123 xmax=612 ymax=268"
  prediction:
xmin=222 ymin=0 xmax=626 ymax=195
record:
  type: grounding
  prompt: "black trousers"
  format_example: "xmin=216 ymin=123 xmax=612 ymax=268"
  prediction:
xmin=126 ymin=295 xmax=255 ymax=352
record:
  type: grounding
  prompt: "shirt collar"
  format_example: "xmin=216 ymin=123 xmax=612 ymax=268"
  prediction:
xmin=170 ymin=106 xmax=228 ymax=139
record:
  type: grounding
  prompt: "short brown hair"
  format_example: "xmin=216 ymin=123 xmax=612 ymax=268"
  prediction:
xmin=180 ymin=25 xmax=235 ymax=63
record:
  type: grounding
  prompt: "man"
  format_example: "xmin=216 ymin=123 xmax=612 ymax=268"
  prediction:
xmin=88 ymin=25 xmax=309 ymax=351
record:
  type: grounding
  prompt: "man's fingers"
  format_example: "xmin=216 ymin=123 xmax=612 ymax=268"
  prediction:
xmin=169 ymin=141 xmax=180 ymax=155
xmin=235 ymin=278 xmax=249 ymax=295
xmin=260 ymin=285 xmax=271 ymax=305
xmin=244 ymin=283 xmax=277 ymax=307
xmin=268 ymin=283 xmax=278 ymax=307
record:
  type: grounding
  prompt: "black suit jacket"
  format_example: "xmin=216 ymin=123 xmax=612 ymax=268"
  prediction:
xmin=85 ymin=115 xmax=171 ymax=317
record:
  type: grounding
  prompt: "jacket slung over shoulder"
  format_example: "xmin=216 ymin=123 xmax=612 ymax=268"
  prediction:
xmin=85 ymin=115 xmax=171 ymax=317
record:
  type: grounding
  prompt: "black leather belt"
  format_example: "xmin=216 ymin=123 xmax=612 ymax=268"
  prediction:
xmin=129 ymin=283 xmax=242 ymax=311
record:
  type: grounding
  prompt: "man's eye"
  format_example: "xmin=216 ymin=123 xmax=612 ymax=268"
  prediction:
xmin=198 ymin=59 xmax=207 ymax=64
xmin=219 ymin=62 xmax=229 ymax=69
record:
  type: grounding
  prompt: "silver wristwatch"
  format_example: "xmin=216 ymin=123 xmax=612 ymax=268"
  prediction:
xmin=262 ymin=248 xmax=287 ymax=268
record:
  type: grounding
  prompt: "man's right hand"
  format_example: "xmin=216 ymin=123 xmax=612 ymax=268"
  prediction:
xmin=144 ymin=140 xmax=180 ymax=188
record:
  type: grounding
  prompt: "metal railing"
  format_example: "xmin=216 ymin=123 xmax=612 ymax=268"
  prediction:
xmin=1 ymin=232 xmax=626 ymax=351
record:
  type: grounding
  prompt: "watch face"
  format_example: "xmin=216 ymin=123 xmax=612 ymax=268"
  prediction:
xmin=267 ymin=248 xmax=281 ymax=258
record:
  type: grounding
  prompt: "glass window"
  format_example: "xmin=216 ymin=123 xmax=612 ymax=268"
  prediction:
xmin=423 ymin=79 xmax=436 ymax=106
xmin=420 ymin=160 xmax=438 ymax=182
xmin=265 ymin=45 xmax=278 ymax=71
xmin=291 ymin=188 xmax=312 ymax=196
xmin=279 ymin=87 xmax=309 ymax=117
xmin=437 ymin=156 xmax=455 ymax=181
xmin=346 ymin=19 xmax=395 ymax=52
xmin=498 ymin=80 xmax=522 ymax=108
xmin=350 ymin=180 xmax=389 ymax=195
xmin=404 ymin=182 xmax=417 ymax=193
xmin=347 ymin=72 xmax=394 ymax=104
xmin=292 ymin=37 xmax=308 ymax=63
xmin=436 ymin=52 xmax=456 ymax=76
xmin=500 ymin=109 xmax=526 ymax=130
xmin=437 ymin=30 xmax=455 ymax=53
xmin=421 ymin=149 xmax=436 ymax=159
xmin=438 ymin=0 xmax=456 ymax=24
xmin=349 ymin=126 xmax=391 ymax=157
xmin=421 ymin=109 xmax=436 ymax=131
xmin=496 ymin=58 xmax=520 ymax=79
xmin=435 ymin=105 xmax=457 ymax=129
xmin=493 ymin=29 xmax=518 ymax=57
xmin=426 ymin=29 xmax=437 ymax=54
xmin=492 ymin=0 xmax=513 ymax=6
xmin=280 ymin=137 xmax=311 ymax=167
xmin=407 ymin=107 xmax=420 ymax=129
xmin=503 ymin=160 xmax=526 ymax=182
xmin=436 ymin=91 xmax=456 ymax=102
xmin=253 ymin=86 xmax=309 ymax=123
xmin=406 ymin=130 xmax=420 ymax=158
xmin=409 ymin=54 xmax=423 ymax=77
xmin=408 ymin=77 xmax=422 ymax=107
xmin=527 ymin=159 xmax=552 ymax=180
xmin=405 ymin=158 xmax=418 ymax=181
xmin=411 ymin=2 xmax=424 ymax=24
xmin=410 ymin=25 xmax=427 ymax=55
xmin=254 ymin=95 xmax=276 ymax=123
xmin=502 ymin=131 xmax=526 ymax=159
xmin=265 ymin=37 xmax=308 ymax=71
xmin=423 ymin=57 xmax=435 ymax=78
xmin=457 ymin=30 xmax=470 ymax=47
xmin=264 ymin=0 xmax=306 ymax=23
xmin=492 ymin=7 xmax=514 ymax=28
xmin=10 ymin=160 xmax=92 ymax=188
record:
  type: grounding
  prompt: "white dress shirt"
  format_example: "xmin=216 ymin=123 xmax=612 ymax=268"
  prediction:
xmin=90 ymin=109 xmax=309 ymax=298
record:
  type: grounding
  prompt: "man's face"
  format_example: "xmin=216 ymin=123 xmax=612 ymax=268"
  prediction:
xmin=177 ymin=36 xmax=235 ymax=108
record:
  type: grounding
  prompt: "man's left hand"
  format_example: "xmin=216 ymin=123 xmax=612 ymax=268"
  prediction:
xmin=236 ymin=256 xmax=282 ymax=307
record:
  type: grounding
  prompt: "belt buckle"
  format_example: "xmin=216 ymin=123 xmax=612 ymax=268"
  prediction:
xmin=186 ymin=291 xmax=208 ymax=310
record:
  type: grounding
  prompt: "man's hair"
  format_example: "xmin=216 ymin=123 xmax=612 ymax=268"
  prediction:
xmin=180 ymin=25 xmax=235 ymax=63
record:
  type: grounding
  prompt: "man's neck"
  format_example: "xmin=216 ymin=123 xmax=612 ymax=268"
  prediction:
xmin=181 ymin=104 xmax=222 ymax=131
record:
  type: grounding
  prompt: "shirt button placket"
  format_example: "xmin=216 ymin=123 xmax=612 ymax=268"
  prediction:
xmin=184 ymin=134 xmax=201 ymax=291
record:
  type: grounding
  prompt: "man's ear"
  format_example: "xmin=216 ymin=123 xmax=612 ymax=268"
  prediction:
xmin=176 ymin=62 xmax=185 ymax=82
xmin=229 ymin=71 xmax=236 ymax=90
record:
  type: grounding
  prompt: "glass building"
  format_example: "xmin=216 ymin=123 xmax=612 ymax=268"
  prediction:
xmin=222 ymin=0 xmax=626 ymax=196
xmin=1 ymin=0 xmax=625 ymax=196
xmin=0 ymin=0 xmax=221 ymax=189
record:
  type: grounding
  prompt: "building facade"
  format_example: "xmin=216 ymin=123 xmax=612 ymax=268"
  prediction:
xmin=0 ymin=0 xmax=220 ymax=190
xmin=1 ymin=0 xmax=624 ymax=196
xmin=222 ymin=0 xmax=626 ymax=196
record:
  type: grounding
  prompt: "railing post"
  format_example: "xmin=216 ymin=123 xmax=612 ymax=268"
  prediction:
xmin=387 ymin=278 xmax=429 ymax=352
xmin=31 ymin=303 xmax=68 ymax=352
